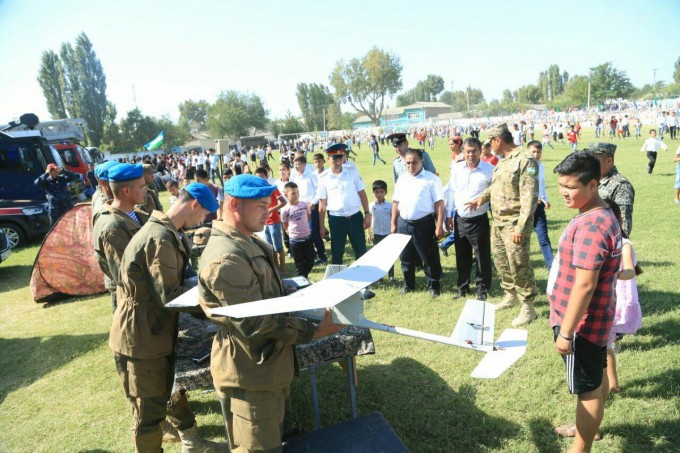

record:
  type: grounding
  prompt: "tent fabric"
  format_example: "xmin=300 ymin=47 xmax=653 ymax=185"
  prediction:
xmin=30 ymin=202 xmax=107 ymax=302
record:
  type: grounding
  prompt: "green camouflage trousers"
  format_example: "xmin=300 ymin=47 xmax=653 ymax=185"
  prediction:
xmin=491 ymin=225 xmax=538 ymax=305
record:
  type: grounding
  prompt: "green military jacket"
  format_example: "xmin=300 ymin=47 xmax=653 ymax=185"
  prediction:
xmin=91 ymin=186 xmax=112 ymax=226
xmin=109 ymin=210 xmax=192 ymax=360
xmin=598 ymin=166 xmax=635 ymax=237
xmin=142 ymin=186 xmax=163 ymax=213
xmin=198 ymin=221 xmax=316 ymax=392
xmin=92 ymin=201 xmax=149 ymax=291
xmin=479 ymin=147 xmax=538 ymax=234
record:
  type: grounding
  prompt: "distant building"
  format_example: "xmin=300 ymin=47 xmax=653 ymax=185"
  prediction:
xmin=352 ymin=101 xmax=453 ymax=130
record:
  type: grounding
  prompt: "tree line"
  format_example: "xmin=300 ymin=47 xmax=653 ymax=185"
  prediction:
xmin=37 ymin=35 xmax=680 ymax=151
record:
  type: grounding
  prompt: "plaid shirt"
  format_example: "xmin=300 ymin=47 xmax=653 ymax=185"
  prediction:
xmin=548 ymin=208 xmax=622 ymax=346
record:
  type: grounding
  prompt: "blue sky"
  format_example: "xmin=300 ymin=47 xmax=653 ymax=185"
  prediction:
xmin=1 ymin=0 xmax=679 ymax=123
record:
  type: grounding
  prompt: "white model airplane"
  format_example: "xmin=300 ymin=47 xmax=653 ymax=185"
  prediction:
xmin=167 ymin=233 xmax=527 ymax=378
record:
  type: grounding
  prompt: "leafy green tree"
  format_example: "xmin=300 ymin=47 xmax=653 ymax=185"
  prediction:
xmin=100 ymin=101 xmax=120 ymax=151
xmin=37 ymin=32 xmax=110 ymax=146
xmin=330 ymin=47 xmax=402 ymax=126
xmin=178 ymin=99 xmax=209 ymax=132
xmin=118 ymin=108 xmax=159 ymax=151
xmin=438 ymin=87 xmax=484 ymax=113
xmin=280 ymin=111 xmax=306 ymax=134
xmin=550 ymin=75 xmax=589 ymax=109
xmin=513 ymin=85 xmax=542 ymax=104
xmin=538 ymin=64 xmax=568 ymax=101
xmin=589 ymin=62 xmax=634 ymax=102
xmin=396 ymin=74 xmax=445 ymax=106
xmin=296 ymin=83 xmax=336 ymax=130
xmin=207 ymin=91 xmax=268 ymax=139
xmin=37 ymin=51 xmax=67 ymax=119
xmin=155 ymin=115 xmax=190 ymax=150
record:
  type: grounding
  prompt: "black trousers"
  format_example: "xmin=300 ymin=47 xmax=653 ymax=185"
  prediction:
xmin=670 ymin=126 xmax=677 ymax=140
xmin=647 ymin=151 xmax=657 ymax=174
xmin=398 ymin=215 xmax=441 ymax=290
xmin=289 ymin=237 xmax=315 ymax=278
xmin=454 ymin=213 xmax=492 ymax=293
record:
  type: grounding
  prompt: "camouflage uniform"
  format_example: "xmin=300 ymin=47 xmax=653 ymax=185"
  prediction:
xmin=91 ymin=186 xmax=112 ymax=225
xmin=34 ymin=170 xmax=79 ymax=224
xmin=92 ymin=201 xmax=148 ymax=311
xmin=478 ymin=147 xmax=539 ymax=308
xmin=598 ymin=166 xmax=635 ymax=237
xmin=109 ymin=211 xmax=197 ymax=452
xmin=139 ymin=184 xmax=163 ymax=214
xmin=198 ymin=221 xmax=317 ymax=452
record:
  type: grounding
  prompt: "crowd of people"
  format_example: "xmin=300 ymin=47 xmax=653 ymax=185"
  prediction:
xmin=33 ymin=110 xmax=680 ymax=452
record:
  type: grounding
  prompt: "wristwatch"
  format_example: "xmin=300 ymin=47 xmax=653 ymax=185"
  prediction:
xmin=558 ymin=332 xmax=574 ymax=341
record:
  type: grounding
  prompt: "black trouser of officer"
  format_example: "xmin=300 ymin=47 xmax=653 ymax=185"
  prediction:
xmin=454 ymin=213 xmax=492 ymax=295
xmin=398 ymin=214 xmax=441 ymax=291
xmin=647 ymin=151 xmax=657 ymax=174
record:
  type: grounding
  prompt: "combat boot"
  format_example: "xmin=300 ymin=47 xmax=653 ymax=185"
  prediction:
xmin=177 ymin=424 xmax=225 ymax=453
xmin=511 ymin=304 xmax=537 ymax=327
xmin=495 ymin=292 xmax=518 ymax=311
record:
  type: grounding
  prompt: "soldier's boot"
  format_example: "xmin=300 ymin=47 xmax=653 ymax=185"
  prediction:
xmin=511 ymin=303 xmax=537 ymax=327
xmin=495 ymin=292 xmax=518 ymax=311
xmin=177 ymin=423 xmax=225 ymax=453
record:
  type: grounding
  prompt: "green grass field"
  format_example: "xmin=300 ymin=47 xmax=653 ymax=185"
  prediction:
xmin=1 ymin=128 xmax=679 ymax=452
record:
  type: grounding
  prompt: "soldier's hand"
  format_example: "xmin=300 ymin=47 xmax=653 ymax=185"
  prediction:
xmin=464 ymin=198 xmax=481 ymax=211
xmin=435 ymin=225 xmax=445 ymax=240
xmin=313 ymin=308 xmax=345 ymax=339
xmin=512 ymin=232 xmax=524 ymax=244
xmin=363 ymin=213 xmax=371 ymax=229
xmin=445 ymin=217 xmax=453 ymax=231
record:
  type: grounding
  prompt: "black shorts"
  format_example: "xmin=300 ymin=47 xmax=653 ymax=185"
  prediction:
xmin=553 ymin=326 xmax=607 ymax=395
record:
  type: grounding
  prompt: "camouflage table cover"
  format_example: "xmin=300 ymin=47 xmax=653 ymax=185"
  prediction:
xmin=173 ymin=314 xmax=375 ymax=391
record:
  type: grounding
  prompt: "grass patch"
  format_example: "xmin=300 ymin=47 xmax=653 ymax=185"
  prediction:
xmin=1 ymin=128 xmax=679 ymax=452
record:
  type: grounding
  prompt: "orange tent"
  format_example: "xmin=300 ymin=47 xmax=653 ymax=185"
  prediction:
xmin=30 ymin=203 xmax=107 ymax=302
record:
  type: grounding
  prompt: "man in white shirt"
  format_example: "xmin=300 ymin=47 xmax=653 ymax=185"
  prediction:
xmin=391 ymin=149 xmax=445 ymax=298
xmin=317 ymin=144 xmax=370 ymax=265
xmin=445 ymin=138 xmax=494 ymax=300
xmin=291 ymin=154 xmax=327 ymax=263
xmin=668 ymin=110 xmax=678 ymax=140
xmin=640 ymin=128 xmax=668 ymax=174
xmin=208 ymin=148 xmax=222 ymax=185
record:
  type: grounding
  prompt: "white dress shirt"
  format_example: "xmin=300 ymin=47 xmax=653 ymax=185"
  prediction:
xmin=369 ymin=200 xmax=392 ymax=235
xmin=641 ymin=137 xmax=668 ymax=152
xmin=393 ymin=170 xmax=444 ymax=221
xmin=537 ymin=161 xmax=549 ymax=204
xmin=445 ymin=160 xmax=493 ymax=218
xmin=290 ymin=164 xmax=319 ymax=204
xmin=317 ymin=167 xmax=365 ymax=216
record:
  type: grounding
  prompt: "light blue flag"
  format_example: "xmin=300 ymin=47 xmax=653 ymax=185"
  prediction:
xmin=144 ymin=130 xmax=164 ymax=150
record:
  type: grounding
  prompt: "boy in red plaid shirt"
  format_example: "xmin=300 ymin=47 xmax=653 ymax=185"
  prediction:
xmin=548 ymin=151 xmax=622 ymax=452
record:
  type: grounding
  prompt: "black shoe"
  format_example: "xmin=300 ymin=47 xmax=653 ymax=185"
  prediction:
xmin=361 ymin=288 xmax=376 ymax=300
xmin=400 ymin=286 xmax=413 ymax=295
xmin=439 ymin=244 xmax=448 ymax=257
xmin=453 ymin=289 xmax=469 ymax=299
xmin=476 ymin=291 xmax=488 ymax=301
xmin=429 ymin=288 xmax=440 ymax=298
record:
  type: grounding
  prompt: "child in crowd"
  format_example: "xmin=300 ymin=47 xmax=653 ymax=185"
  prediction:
xmin=567 ymin=125 xmax=578 ymax=152
xmin=480 ymin=139 xmax=499 ymax=166
xmin=280 ymin=182 xmax=314 ymax=278
xmin=166 ymin=179 xmax=180 ymax=207
xmin=605 ymin=200 xmax=643 ymax=394
xmin=542 ymin=124 xmax=555 ymax=150
xmin=634 ymin=119 xmax=642 ymax=139
xmin=312 ymin=153 xmax=327 ymax=176
xmin=222 ymin=168 xmax=233 ymax=182
xmin=640 ymin=129 xmax=668 ymax=174
xmin=527 ymin=141 xmax=553 ymax=269
xmin=368 ymin=180 xmax=394 ymax=280
xmin=255 ymin=167 xmax=287 ymax=273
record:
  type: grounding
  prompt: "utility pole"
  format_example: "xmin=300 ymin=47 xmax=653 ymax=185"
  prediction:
xmin=323 ymin=108 xmax=326 ymax=134
xmin=466 ymin=87 xmax=470 ymax=112
xmin=131 ymin=85 xmax=137 ymax=108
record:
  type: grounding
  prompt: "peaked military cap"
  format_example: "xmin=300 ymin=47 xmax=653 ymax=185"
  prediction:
xmin=486 ymin=123 xmax=510 ymax=139
xmin=386 ymin=133 xmax=407 ymax=146
xmin=324 ymin=143 xmax=347 ymax=157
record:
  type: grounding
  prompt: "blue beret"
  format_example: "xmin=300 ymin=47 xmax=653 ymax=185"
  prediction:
xmin=108 ymin=163 xmax=143 ymax=182
xmin=184 ymin=183 xmax=219 ymax=213
xmin=224 ymin=174 xmax=276 ymax=199
xmin=94 ymin=160 xmax=120 ymax=181
xmin=325 ymin=143 xmax=347 ymax=156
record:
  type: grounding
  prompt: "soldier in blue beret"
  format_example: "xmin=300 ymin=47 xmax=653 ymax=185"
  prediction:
xmin=91 ymin=160 xmax=121 ymax=225
xmin=197 ymin=173 xmax=343 ymax=451
xmin=109 ymin=179 xmax=222 ymax=452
